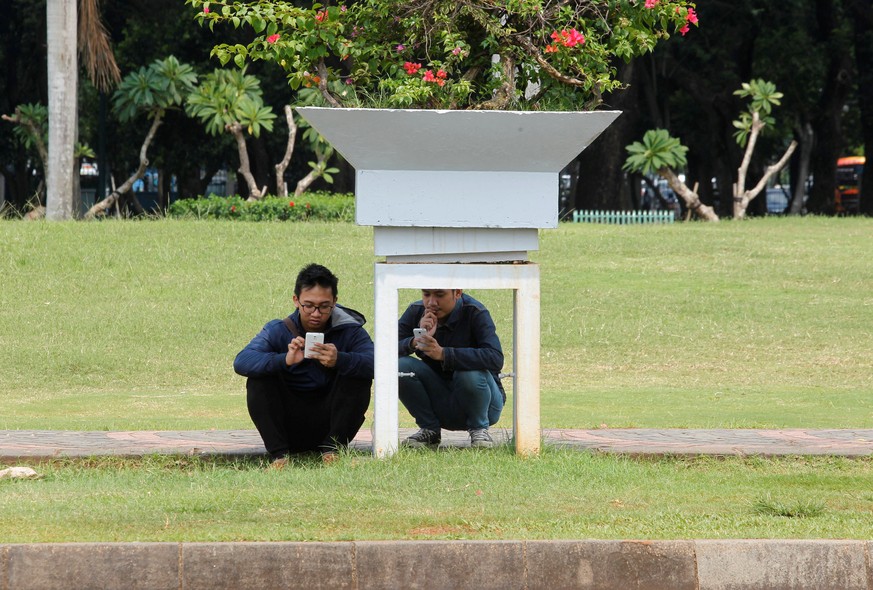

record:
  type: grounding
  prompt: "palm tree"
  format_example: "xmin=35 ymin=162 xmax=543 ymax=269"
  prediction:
xmin=45 ymin=0 xmax=120 ymax=220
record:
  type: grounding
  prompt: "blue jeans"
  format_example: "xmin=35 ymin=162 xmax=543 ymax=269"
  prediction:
xmin=398 ymin=356 xmax=504 ymax=431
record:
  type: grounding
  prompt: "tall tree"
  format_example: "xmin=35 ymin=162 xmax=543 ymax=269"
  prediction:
xmin=45 ymin=1 xmax=78 ymax=220
xmin=848 ymin=0 xmax=873 ymax=215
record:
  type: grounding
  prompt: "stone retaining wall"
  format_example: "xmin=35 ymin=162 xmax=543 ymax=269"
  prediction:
xmin=2 ymin=540 xmax=871 ymax=589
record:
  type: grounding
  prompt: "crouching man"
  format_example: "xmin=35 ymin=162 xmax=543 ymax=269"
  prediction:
xmin=234 ymin=263 xmax=373 ymax=466
xmin=397 ymin=288 xmax=505 ymax=449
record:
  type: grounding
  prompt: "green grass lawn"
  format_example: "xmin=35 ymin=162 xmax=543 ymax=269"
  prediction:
xmin=2 ymin=216 xmax=871 ymax=430
xmin=2 ymin=216 xmax=872 ymax=542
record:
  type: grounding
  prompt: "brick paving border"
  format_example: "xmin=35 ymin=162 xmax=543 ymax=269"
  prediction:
xmin=2 ymin=428 xmax=872 ymax=462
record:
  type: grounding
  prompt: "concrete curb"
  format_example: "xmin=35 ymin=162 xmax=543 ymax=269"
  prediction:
xmin=2 ymin=540 xmax=871 ymax=589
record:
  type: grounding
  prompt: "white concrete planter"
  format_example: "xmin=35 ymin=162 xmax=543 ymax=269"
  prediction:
xmin=296 ymin=107 xmax=620 ymax=456
xmin=297 ymin=107 xmax=619 ymax=262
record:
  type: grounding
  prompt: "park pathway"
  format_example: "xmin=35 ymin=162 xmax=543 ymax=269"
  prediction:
xmin=2 ymin=427 xmax=872 ymax=461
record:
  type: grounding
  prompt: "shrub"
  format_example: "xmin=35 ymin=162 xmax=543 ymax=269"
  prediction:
xmin=168 ymin=192 xmax=355 ymax=222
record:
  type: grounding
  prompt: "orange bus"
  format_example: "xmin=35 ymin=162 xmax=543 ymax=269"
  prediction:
xmin=835 ymin=156 xmax=865 ymax=214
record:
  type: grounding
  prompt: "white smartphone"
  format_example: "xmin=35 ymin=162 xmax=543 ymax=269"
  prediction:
xmin=413 ymin=328 xmax=427 ymax=339
xmin=304 ymin=332 xmax=324 ymax=358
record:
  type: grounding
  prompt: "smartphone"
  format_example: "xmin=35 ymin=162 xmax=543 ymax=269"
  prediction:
xmin=304 ymin=332 xmax=324 ymax=358
xmin=413 ymin=328 xmax=427 ymax=339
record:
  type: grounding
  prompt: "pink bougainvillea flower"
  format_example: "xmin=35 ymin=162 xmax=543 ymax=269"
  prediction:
xmin=396 ymin=44 xmax=405 ymax=52
xmin=644 ymin=0 xmax=658 ymax=8
xmin=203 ymin=5 xmax=210 ymax=13
xmin=686 ymin=7 xmax=699 ymax=24
xmin=563 ymin=29 xmax=585 ymax=47
xmin=267 ymin=34 xmax=280 ymax=44
xmin=315 ymin=10 xmax=327 ymax=22
xmin=452 ymin=47 xmax=462 ymax=55
xmin=422 ymin=69 xmax=436 ymax=82
xmin=403 ymin=61 xmax=422 ymax=75
xmin=550 ymin=31 xmax=562 ymax=42
xmin=340 ymin=5 xmax=347 ymax=11
xmin=679 ymin=23 xmax=690 ymax=35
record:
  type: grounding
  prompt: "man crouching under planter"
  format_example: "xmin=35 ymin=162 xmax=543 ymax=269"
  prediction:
xmin=398 ymin=288 xmax=505 ymax=449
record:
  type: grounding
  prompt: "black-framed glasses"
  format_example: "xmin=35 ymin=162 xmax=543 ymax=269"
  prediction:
xmin=300 ymin=303 xmax=334 ymax=314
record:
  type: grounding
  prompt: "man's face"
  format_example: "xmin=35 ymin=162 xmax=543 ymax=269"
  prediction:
xmin=294 ymin=285 xmax=336 ymax=332
xmin=421 ymin=289 xmax=461 ymax=322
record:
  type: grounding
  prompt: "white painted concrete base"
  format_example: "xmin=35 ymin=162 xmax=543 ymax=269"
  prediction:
xmin=373 ymin=262 xmax=540 ymax=458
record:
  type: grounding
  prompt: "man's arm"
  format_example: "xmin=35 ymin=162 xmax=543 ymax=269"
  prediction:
xmin=232 ymin=320 xmax=291 ymax=377
xmin=333 ymin=325 xmax=375 ymax=379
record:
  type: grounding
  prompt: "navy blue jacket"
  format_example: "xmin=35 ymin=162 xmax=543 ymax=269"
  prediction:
xmin=234 ymin=305 xmax=374 ymax=394
xmin=397 ymin=293 xmax=505 ymax=399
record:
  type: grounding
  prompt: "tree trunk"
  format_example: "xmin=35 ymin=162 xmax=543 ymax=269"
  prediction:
xmin=660 ymin=168 xmax=719 ymax=221
xmin=275 ymin=106 xmax=297 ymax=198
xmin=573 ymin=62 xmax=638 ymax=211
xmin=46 ymin=0 xmax=78 ymax=220
xmin=228 ymin=123 xmax=265 ymax=201
xmin=806 ymin=0 xmax=854 ymax=213
xmin=849 ymin=0 xmax=873 ymax=215
xmin=789 ymin=122 xmax=814 ymax=215
xmin=733 ymin=112 xmax=798 ymax=219
xmin=85 ymin=113 xmax=161 ymax=219
xmin=294 ymin=152 xmax=329 ymax=197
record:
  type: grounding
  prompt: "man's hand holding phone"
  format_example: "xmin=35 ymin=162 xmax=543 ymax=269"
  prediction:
xmin=412 ymin=325 xmax=444 ymax=360
xmin=303 ymin=332 xmax=338 ymax=368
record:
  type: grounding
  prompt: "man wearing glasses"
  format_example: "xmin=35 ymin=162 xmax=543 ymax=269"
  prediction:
xmin=234 ymin=263 xmax=373 ymax=466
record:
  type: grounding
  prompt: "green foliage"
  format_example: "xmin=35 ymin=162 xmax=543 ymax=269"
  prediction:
xmin=112 ymin=56 xmax=198 ymax=122
xmin=167 ymin=192 xmax=354 ymax=221
xmin=185 ymin=67 xmax=276 ymax=137
xmin=6 ymin=103 xmax=47 ymax=151
xmin=732 ymin=79 xmax=783 ymax=147
xmin=622 ymin=128 xmax=689 ymax=175
xmin=6 ymin=103 xmax=94 ymax=164
xmin=187 ymin=0 xmax=699 ymax=110
xmin=734 ymin=79 xmax=783 ymax=116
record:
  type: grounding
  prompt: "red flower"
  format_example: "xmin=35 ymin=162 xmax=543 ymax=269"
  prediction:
xmin=305 ymin=203 xmax=311 ymax=209
xmin=203 ymin=5 xmax=210 ymax=13
xmin=679 ymin=23 xmax=690 ymax=35
xmin=549 ymin=29 xmax=585 ymax=50
xmin=436 ymin=70 xmax=448 ymax=79
xmin=422 ymin=69 xmax=436 ymax=82
xmin=267 ymin=34 xmax=280 ymax=44
xmin=230 ymin=205 xmax=236 ymax=212
xmin=686 ymin=7 xmax=699 ymax=24
xmin=403 ymin=61 xmax=422 ymax=75
xmin=315 ymin=10 xmax=327 ymax=22
xmin=289 ymin=201 xmax=295 ymax=207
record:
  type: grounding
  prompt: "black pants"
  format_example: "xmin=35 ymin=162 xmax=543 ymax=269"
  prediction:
xmin=246 ymin=374 xmax=372 ymax=459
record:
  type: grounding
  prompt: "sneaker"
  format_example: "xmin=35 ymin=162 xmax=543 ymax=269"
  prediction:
xmin=469 ymin=428 xmax=494 ymax=448
xmin=402 ymin=428 xmax=441 ymax=448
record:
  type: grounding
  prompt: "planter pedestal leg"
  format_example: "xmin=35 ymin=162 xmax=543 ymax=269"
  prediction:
xmin=372 ymin=262 xmax=541 ymax=457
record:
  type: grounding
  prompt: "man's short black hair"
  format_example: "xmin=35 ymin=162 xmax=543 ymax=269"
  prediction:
xmin=295 ymin=263 xmax=339 ymax=297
